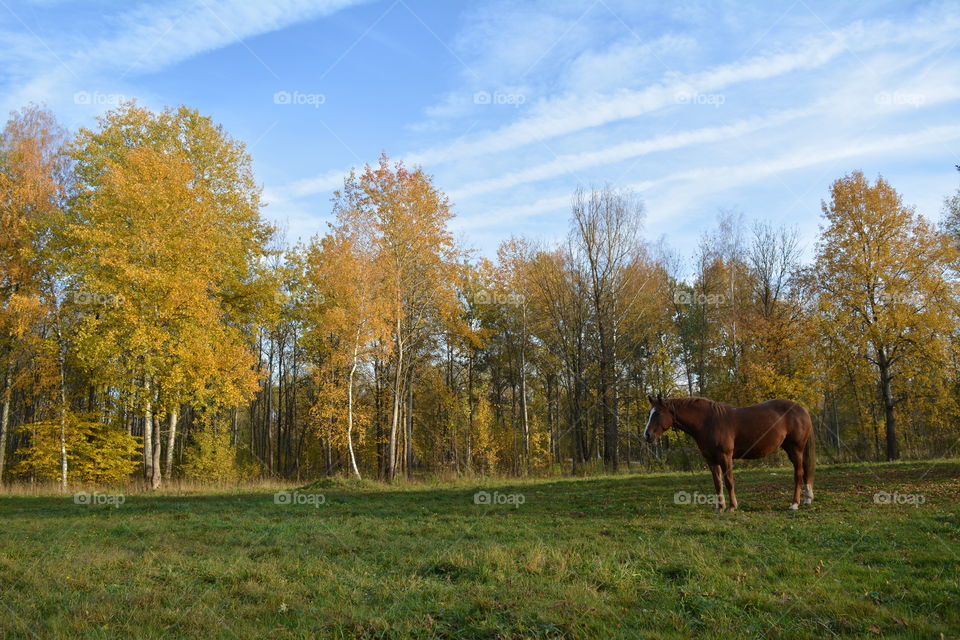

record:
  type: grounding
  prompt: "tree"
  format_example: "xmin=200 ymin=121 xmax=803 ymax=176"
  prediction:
xmin=814 ymin=171 xmax=958 ymax=460
xmin=330 ymin=155 xmax=461 ymax=480
xmin=493 ymin=238 xmax=535 ymax=473
xmin=65 ymin=102 xmax=271 ymax=487
xmin=303 ymin=228 xmax=385 ymax=479
xmin=942 ymin=165 xmax=960 ymax=245
xmin=570 ymin=186 xmax=644 ymax=470
xmin=525 ymin=246 xmax=591 ymax=470
xmin=0 ymin=105 xmax=69 ymax=484
xmin=737 ymin=222 xmax=817 ymax=407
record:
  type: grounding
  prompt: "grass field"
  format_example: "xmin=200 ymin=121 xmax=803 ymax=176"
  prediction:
xmin=1 ymin=461 xmax=958 ymax=639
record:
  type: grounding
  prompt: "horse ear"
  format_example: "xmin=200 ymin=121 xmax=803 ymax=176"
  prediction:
xmin=647 ymin=395 xmax=654 ymax=406
xmin=657 ymin=393 xmax=663 ymax=403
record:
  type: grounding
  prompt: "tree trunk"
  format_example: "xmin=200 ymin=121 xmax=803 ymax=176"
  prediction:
xmin=289 ymin=327 xmax=298 ymax=475
xmin=143 ymin=378 xmax=153 ymax=483
xmin=150 ymin=413 xmax=162 ymax=489
xmin=597 ymin=316 xmax=618 ymax=471
xmin=405 ymin=370 xmax=413 ymax=480
xmin=346 ymin=341 xmax=361 ymax=479
xmin=466 ymin=352 xmax=474 ymax=472
xmin=387 ymin=326 xmax=404 ymax=481
xmin=276 ymin=330 xmax=285 ymax=476
xmin=324 ymin=419 xmax=333 ymax=475
xmin=165 ymin=406 xmax=178 ymax=479
xmin=519 ymin=307 xmax=530 ymax=473
xmin=54 ymin=309 xmax=68 ymax=490
xmin=266 ymin=339 xmax=274 ymax=475
xmin=374 ymin=357 xmax=385 ymax=479
xmin=878 ymin=349 xmax=898 ymax=461
xmin=58 ymin=351 xmax=68 ymax=490
xmin=0 ymin=355 xmax=13 ymax=481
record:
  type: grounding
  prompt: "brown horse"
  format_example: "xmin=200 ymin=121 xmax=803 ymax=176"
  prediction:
xmin=642 ymin=395 xmax=815 ymax=511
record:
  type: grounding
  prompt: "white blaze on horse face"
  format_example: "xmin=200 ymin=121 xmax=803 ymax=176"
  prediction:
xmin=643 ymin=408 xmax=655 ymax=440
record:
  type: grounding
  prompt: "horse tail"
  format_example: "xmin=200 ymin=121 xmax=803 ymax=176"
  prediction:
xmin=803 ymin=422 xmax=816 ymax=485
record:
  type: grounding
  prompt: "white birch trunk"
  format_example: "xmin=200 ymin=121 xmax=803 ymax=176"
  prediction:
xmin=387 ymin=312 xmax=404 ymax=481
xmin=347 ymin=337 xmax=361 ymax=479
xmin=151 ymin=413 xmax=162 ymax=489
xmin=0 ymin=357 xmax=12 ymax=480
xmin=164 ymin=406 xmax=178 ymax=479
xmin=143 ymin=378 xmax=153 ymax=483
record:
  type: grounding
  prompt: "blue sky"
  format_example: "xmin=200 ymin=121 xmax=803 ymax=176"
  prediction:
xmin=3 ymin=0 xmax=959 ymax=267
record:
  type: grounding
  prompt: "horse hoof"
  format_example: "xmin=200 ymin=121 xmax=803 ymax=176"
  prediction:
xmin=787 ymin=504 xmax=799 ymax=511
xmin=802 ymin=499 xmax=812 ymax=506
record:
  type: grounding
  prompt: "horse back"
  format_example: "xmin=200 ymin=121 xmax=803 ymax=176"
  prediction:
xmin=724 ymin=399 xmax=811 ymax=459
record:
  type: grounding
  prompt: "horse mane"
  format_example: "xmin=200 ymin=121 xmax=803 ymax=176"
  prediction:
xmin=666 ymin=396 xmax=735 ymax=417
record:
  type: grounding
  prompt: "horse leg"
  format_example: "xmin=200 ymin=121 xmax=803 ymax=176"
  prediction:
xmin=720 ymin=454 xmax=737 ymax=511
xmin=802 ymin=437 xmax=815 ymax=505
xmin=785 ymin=447 xmax=803 ymax=510
xmin=710 ymin=464 xmax=725 ymax=512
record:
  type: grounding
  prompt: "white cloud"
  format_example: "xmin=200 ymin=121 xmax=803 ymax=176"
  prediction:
xmin=460 ymin=123 xmax=960 ymax=232
xmin=282 ymin=8 xmax=960 ymax=202
xmin=282 ymin=168 xmax=351 ymax=199
xmin=561 ymin=35 xmax=697 ymax=94
xmin=0 ymin=0 xmax=369 ymax=113
xmin=448 ymin=107 xmax=813 ymax=200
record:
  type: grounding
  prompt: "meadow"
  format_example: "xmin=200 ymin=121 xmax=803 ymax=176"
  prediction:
xmin=1 ymin=461 xmax=958 ymax=639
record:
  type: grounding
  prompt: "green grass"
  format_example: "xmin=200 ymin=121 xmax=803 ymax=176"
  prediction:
xmin=1 ymin=461 xmax=959 ymax=639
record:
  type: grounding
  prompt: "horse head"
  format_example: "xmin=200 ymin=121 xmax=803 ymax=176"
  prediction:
xmin=643 ymin=394 xmax=674 ymax=443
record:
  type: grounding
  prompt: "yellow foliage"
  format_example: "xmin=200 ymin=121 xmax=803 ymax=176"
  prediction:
xmin=180 ymin=417 xmax=242 ymax=483
xmin=14 ymin=414 xmax=140 ymax=485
